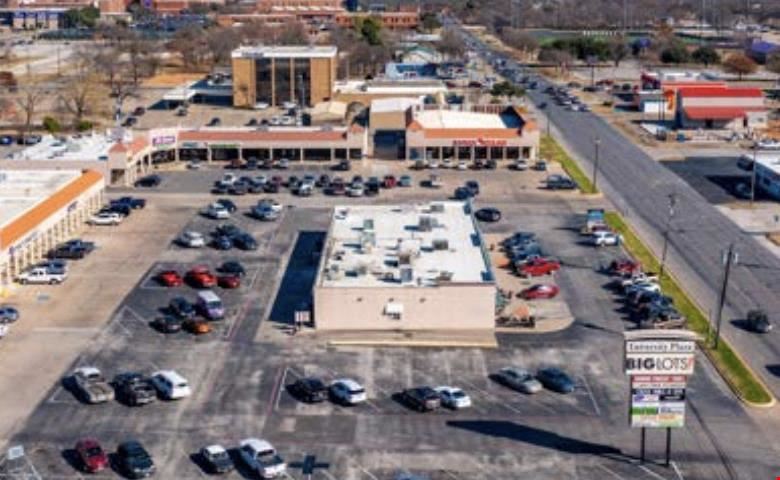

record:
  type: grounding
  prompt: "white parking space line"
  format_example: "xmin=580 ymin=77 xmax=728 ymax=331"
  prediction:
xmin=671 ymin=462 xmax=685 ymax=480
xmin=274 ymin=367 xmax=290 ymax=411
xmin=580 ymin=375 xmax=602 ymax=417
xmin=313 ymin=365 xmax=382 ymax=412
xmin=638 ymin=465 xmax=669 ymax=480
xmin=320 ymin=469 xmax=339 ymax=480
xmin=360 ymin=467 xmax=379 ymax=480
xmin=442 ymin=470 xmax=462 ymax=479
xmin=597 ymin=464 xmax=627 ymax=480
xmin=458 ymin=378 xmax=524 ymax=415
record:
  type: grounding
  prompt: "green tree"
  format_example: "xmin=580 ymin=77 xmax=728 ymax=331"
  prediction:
xmin=357 ymin=16 xmax=383 ymax=46
xmin=42 ymin=116 xmax=61 ymax=133
xmin=722 ymin=53 xmax=757 ymax=80
xmin=691 ymin=46 xmax=720 ymax=66
xmin=421 ymin=12 xmax=441 ymax=32
xmin=660 ymin=41 xmax=690 ymax=64
xmin=490 ymin=81 xmax=524 ymax=97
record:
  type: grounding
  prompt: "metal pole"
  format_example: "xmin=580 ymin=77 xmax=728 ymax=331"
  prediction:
xmin=591 ymin=138 xmax=601 ymax=191
xmin=640 ymin=427 xmax=646 ymax=463
xmin=750 ymin=145 xmax=757 ymax=208
xmin=714 ymin=242 xmax=735 ymax=349
xmin=659 ymin=192 xmax=677 ymax=279
xmin=665 ymin=428 xmax=672 ymax=467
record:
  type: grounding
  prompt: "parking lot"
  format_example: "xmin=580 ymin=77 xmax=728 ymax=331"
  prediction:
xmin=2 ymin=162 xmax=775 ymax=480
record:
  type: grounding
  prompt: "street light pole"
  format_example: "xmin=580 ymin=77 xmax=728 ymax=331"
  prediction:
xmin=591 ymin=137 xmax=601 ymax=192
xmin=713 ymin=243 xmax=737 ymax=350
xmin=659 ymin=192 xmax=677 ymax=279
xmin=750 ymin=144 xmax=758 ymax=208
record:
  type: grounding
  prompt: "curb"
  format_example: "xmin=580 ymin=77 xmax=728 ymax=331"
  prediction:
xmin=326 ymin=339 xmax=499 ymax=348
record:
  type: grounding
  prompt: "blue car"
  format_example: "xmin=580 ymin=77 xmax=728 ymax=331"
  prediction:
xmin=0 ymin=305 xmax=19 ymax=323
xmin=536 ymin=367 xmax=575 ymax=394
xmin=211 ymin=235 xmax=233 ymax=250
xmin=454 ymin=187 xmax=473 ymax=200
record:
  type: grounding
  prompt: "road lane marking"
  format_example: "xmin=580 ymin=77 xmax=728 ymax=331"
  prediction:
xmin=597 ymin=464 xmax=626 ymax=480
xmin=671 ymin=462 xmax=685 ymax=480
xmin=580 ymin=375 xmax=602 ymax=417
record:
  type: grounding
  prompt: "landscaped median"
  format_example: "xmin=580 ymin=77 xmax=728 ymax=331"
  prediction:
xmin=540 ymin=135 xmax=598 ymax=194
xmin=605 ymin=211 xmax=774 ymax=406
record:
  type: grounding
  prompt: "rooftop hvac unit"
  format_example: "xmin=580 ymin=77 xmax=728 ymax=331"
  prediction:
xmin=363 ymin=218 xmax=375 ymax=232
xmin=430 ymin=203 xmax=445 ymax=213
xmin=398 ymin=251 xmax=413 ymax=265
xmin=360 ymin=232 xmax=376 ymax=253
xmin=432 ymin=239 xmax=449 ymax=250
xmin=325 ymin=264 xmax=342 ymax=280
xmin=437 ymin=271 xmax=454 ymax=282
xmin=400 ymin=266 xmax=414 ymax=284
xmin=419 ymin=215 xmax=437 ymax=232
xmin=354 ymin=264 xmax=368 ymax=276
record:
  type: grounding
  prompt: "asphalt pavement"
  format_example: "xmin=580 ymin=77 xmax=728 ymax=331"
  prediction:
xmin=451 ymin=21 xmax=780 ymax=400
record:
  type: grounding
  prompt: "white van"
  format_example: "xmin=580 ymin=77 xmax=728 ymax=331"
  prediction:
xmin=151 ymin=370 xmax=191 ymax=400
xmin=197 ymin=290 xmax=225 ymax=320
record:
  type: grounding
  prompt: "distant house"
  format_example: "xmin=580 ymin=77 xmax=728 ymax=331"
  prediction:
xmin=401 ymin=46 xmax=443 ymax=65
xmin=747 ymin=40 xmax=779 ymax=64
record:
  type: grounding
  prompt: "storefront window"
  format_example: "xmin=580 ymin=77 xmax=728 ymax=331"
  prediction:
xmin=457 ymin=146 xmax=471 ymax=159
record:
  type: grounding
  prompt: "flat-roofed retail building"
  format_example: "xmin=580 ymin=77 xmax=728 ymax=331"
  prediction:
xmin=313 ymin=201 xmax=496 ymax=330
xmin=231 ymin=45 xmax=338 ymax=108
xmin=0 ymin=170 xmax=104 ymax=285
xmin=405 ymin=106 xmax=540 ymax=162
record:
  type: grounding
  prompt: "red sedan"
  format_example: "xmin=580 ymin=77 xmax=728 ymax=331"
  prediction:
xmin=186 ymin=266 xmax=217 ymax=288
xmin=75 ymin=438 xmax=108 ymax=473
xmin=156 ymin=270 xmax=183 ymax=287
xmin=383 ymin=175 xmax=397 ymax=188
xmin=519 ymin=258 xmax=561 ymax=278
xmin=520 ymin=284 xmax=560 ymax=300
xmin=607 ymin=259 xmax=641 ymax=276
xmin=218 ymin=274 xmax=241 ymax=289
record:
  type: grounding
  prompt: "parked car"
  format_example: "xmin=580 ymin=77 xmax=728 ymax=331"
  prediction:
xmin=475 ymin=207 xmax=502 ymax=222
xmin=186 ymin=266 xmax=217 ymax=288
xmin=382 ymin=175 xmax=397 ymax=188
xmin=112 ymin=197 xmax=146 ymax=209
xmin=454 ymin=186 xmax=473 ymax=200
xmin=116 ymin=440 xmax=156 ymax=479
xmin=398 ymin=175 xmax=413 ymax=187
xmin=169 ymin=297 xmax=196 ymax=320
xmin=150 ymin=315 xmax=183 ymax=334
xmin=511 ymin=159 xmax=529 ymax=171
xmin=183 ymin=318 xmax=212 ymax=335
xmin=239 ymin=438 xmax=287 ymax=479
xmin=232 ymin=233 xmax=258 ymax=250
xmin=746 ymin=309 xmax=773 ymax=333
xmin=333 ymin=160 xmax=351 ymax=171
xmin=113 ymin=373 xmax=157 ymax=406
xmin=71 ymin=367 xmax=115 ymax=404
xmin=347 ymin=184 xmax=364 ymax=197
xmin=150 ymin=370 xmax=191 ymax=400
xmin=207 ymin=117 xmax=221 ymax=127
xmin=155 ymin=270 xmax=182 ymax=287
xmin=212 ymin=235 xmax=233 ymax=250
xmin=47 ymin=244 xmax=87 ymax=260
xmin=253 ymin=203 xmax=281 ymax=221
xmin=219 ymin=261 xmax=246 ymax=277
xmin=536 ymin=367 xmax=575 ymax=394
xmin=217 ymin=198 xmax=238 ymax=213
xmin=17 ymin=266 xmax=67 ymax=284
xmin=590 ymin=231 xmax=622 ymax=247
xmin=605 ymin=259 xmax=641 ymax=276
xmin=465 ymin=180 xmax=480 ymax=196
xmin=134 ymin=174 xmax=161 ymax=188
xmin=177 ymin=230 xmax=206 ymax=248
xmin=434 ymin=386 xmax=472 ymax=409
xmin=518 ymin=258 xmax=561 ymax=277
xmin=329 ymin=378 xmax=367 ymax=405
xmin=202 ymin=203 xmax=231 ymax=220
xmin=0 ymin=305 xmax=19 ymax=323
xmin=546 ymin=174 xmax=577 ymax=190
xmin=288 ymin=377 xmax=328 ymax=403
xmin=199 ymin=445 xmax=234 ymax=474
xmin=75 ymin=438 xmax=108 ymax=473
xmin=520 ymin=284 xmax=560 ymax=300
xmin=495 ymin=367 xmax=542 ymax=394
xmin=401 ymin=387 xmax=441 ymax=412
xmin=217 ymin=274 xmax=241 ymax=289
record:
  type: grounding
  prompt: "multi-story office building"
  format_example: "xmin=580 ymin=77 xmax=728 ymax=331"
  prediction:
xmin=231 ymin=45 xmax=338 ymax=108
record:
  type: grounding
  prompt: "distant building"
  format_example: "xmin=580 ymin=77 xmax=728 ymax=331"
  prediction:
xmin=335 ymin=6 xmax=419 ymax=30
xmin=313 ymin=201 xmax=496 ymax=331
xmin=231 ymin=45 xmax=338 ymax=108
xmin=751 ymin=153 xmax=780 ymax=201
xmin=747 ymin=39 xmax=780 ymax=64
xmin=675 ymin=85 xmax=767 ymax=131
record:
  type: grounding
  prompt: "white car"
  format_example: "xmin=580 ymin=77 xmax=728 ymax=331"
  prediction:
xmin=269 ymin=116 xmax=282 ymax=126
xmin=347 ymin=184 xmax=364 ymax=197
xmin=17 ymin=267 xmax=67 ymax=285
xmin=329 ymin=378 xmax=367 ymax=405
xmin=282 ymin=101 xmax=297 ymax=110
xmin=219 ymin=173 xmax=238 ymax=187
xmin=435 ymin=386 xmax=472 ymax=409
xmin=591 ymin=231 xmax=622 ymax=247
xmin=428 ymin=160 xmax=440 ymax=169
xmin=252 ymin=204 xmax=280 ymax=221
xmin=457 ymin=161 xmax=468 ymax=170
xmin=202 ymin=203 xmax=230 ymax=220
xmin=258 ymin=199 xmax=282 ymax=213
xmin=625 ymin=281 xmax=661 ymax=296
xmin=239 ymin=438 xmax=286 ymax=479
xmin=441 ymin=158 xmax=454 ymax=169
xmin=495 ymin=367 xmax=543 ymax=394
xmin=150 ymin=370 xmax=191 ymax=400
xmin=512 ymin=159 xmax=529 ymax=171
xmin=755 ymin=139 xmax=780 ymax=151
xmin=280 ymin=115 xmax=295 ymax=126
xmin=254 ymin=102 xmax=270 ymax=110
xmin=88 ymin=212 xmax=122 ymax=226
xmin=177 ymin=230 xmax=206 ymax=248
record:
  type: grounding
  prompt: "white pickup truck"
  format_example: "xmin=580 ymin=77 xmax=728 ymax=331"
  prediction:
xmin=239 ymin=438 xmax=286 ymax=479
xmin=17 ymin=267 xmax=67 ymax=285
xmin=72 ymin=367 xmax=115 ymax=404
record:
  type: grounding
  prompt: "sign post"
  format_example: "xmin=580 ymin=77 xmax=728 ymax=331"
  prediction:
xmin=624 ymin=330 xmax=697 ymax=467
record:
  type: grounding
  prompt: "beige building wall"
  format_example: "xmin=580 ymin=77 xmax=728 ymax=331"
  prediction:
xmin=310 ymin=57 xmax=335 ymax=105
xmin=369 ymin=110 xmax=408 ymax=133
xmin=313 ymin=284 xmax=495 ymax=330
xmin=232 ymin=57 xmax=256 ymax=108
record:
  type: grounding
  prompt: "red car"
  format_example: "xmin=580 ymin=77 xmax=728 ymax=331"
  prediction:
xmin=218 ymin=274 xmax=241 ymax=289
xmin=607 ymin=259 xmax=641 ymax=276
xmin=75 ymin=438 xmax=108 ymax=473
xmin=383 ymin=175 xmax=397 ymax=188
xmin=157 ymin=270 xmax=183 ymax=287
xmin=520 ymin=284 xmax=560 ymax=300
xmin=519 ymin=258 xmax=561 ymax=278
xmin=186 ymin=266 xmax=217 ymax=288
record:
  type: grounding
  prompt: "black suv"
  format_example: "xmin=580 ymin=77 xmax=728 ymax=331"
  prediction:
xmin=400 ymin=387 xmax=441 ymax=412
xmin=169 ymin=297 xmax=196 ymax=320
xmin=48 ymin=244 xmax=87 ymax=260
xmin=116 ymin=440 xmax=156 ymax=479
xmin=113 ymin=373 xmax=156 ymax=406
xmin=288 ymin=377 xmax=328 ymax=403
xmin=135 ymin=174 xmax=161 ymax=188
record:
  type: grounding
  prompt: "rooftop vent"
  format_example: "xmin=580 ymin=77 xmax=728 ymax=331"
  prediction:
xmin=400 ymin=266 xmax=414 ymax=283
xmin=419 ymin=215 xmax=437 ymax=232
xmin=432 ymin=239 xmax=449 ymax=250
xmin=430 ymin=203 xmax=445 ymax=213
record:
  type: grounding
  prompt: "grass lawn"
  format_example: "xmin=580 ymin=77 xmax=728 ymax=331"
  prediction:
xmin=605 ymin=212 xmax=772 ymax=405
xmin=540 ymin=135 xmax=598 ymax=194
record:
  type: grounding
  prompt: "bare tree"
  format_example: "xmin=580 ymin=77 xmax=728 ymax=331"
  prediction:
xmin=124 ymin=34 xmax=158 ymax=86
xmin=501 ymin=28 xmax=538 ymax=55
xmin=59 ymin=71 xmax=106 ymax=127
xmin=439 ymin=28 xmax=466 ymax=59
xmin=15 ymin=81 xmax=45 ymax=137
xmin=207 ymin=27 xmax=242 ymax=67
xmin=169 ymin=24 xmax=208 ymax=71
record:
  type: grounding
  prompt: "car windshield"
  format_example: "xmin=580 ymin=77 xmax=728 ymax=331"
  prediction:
xmin=451 ymin=390 xmax=466 ymax=398
xmin=86 ymin=446 xmax=103 ymax=456
xmin=348 ymin=387 xmax=365 ymax=394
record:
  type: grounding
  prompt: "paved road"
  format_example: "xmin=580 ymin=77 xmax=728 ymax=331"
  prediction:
xmin=449 ymin=19 xmax=780 ymax=399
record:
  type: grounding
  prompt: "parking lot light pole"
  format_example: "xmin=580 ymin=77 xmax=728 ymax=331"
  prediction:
xmin=591 ymin=137 xmax=601 ymax=192
xmin=659 ymin=192 xmax=677 ymax=279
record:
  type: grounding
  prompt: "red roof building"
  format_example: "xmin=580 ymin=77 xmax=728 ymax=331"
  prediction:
xmin=676 ymin=85 xmax=767 ymax=131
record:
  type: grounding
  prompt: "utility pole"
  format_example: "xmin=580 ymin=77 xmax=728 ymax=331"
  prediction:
xmin=713 ymin=243 xmax=738 ymax=350
xmin=750 ymin=144 xmax=758 ymax=208
xmin=591 ymin=137 xmax=601 ymax=192
xmin=659 ymin=192 xmax=677 ymax=279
